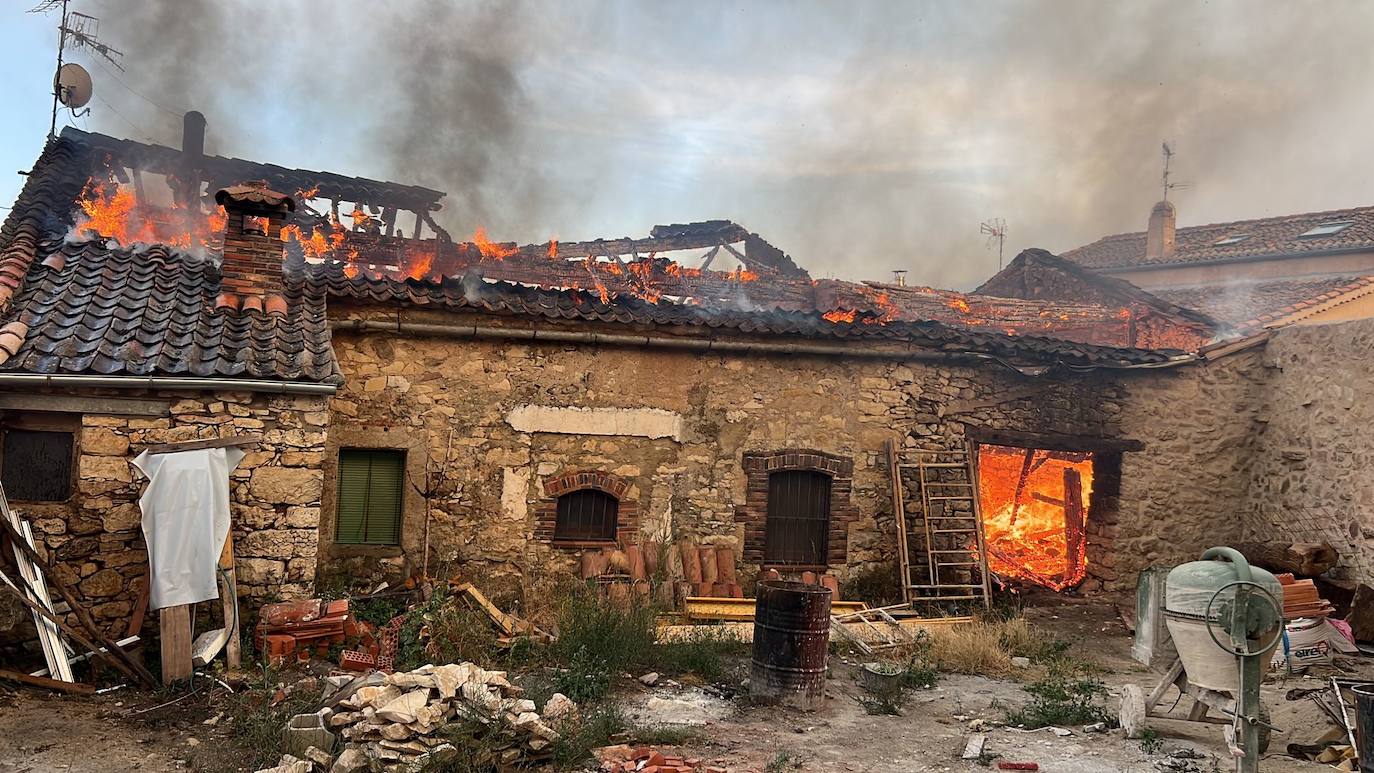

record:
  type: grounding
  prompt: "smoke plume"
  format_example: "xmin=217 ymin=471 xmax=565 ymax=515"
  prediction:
xmin=83 ymin=0 xmax=1374 ymax=288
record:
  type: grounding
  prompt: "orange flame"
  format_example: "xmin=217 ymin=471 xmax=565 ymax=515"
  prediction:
xmin=472 ymin=227 xmax=518 ymax=261
xmin=75 ymin=177 xmax=226 ymax=253
xmin=948 ymin=298 xmax=971 ymax=314
xmin=976 ymin=444 xmax=1093 ymax=590
xmin=547 ymin=239 xmax=558 ymax=258
xmin=822 ymin=309 xmax=857 ymax=324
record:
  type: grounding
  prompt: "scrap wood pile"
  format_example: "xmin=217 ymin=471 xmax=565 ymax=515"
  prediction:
xmin=328 ymin=662 xmax=566 ymax=770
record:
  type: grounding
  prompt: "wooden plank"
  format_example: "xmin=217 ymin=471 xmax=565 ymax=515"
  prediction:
xmin=0 ymin=571 xmax=145 ymax=685
xmin=0 ymin=392 xmax=170 ymax=417
xmin=32 ymin=635 xmax=140 ymax=678
xmin=1064 ymin=468 xmax=1086 ymax=583
xmin=0 ymin=515 xmax=160 ymax=688
xmin=962 ymin=426 xmax=1144 ymax=453
xmin=886 ymin=438 xmax=912 ymax=605
xmin=160 ymin=605 xmax=193 ymax=683
xmin=660 ymin=615 xmax=973 ymax=643
xmin=685 ymin=596 xmax=865 ymax=622
xmin=125 ymin=577 xmax=150 ymax=638
xmin=141 ymin=436 xmax=262 ymax=455
xmin=218 ymin=531 xmax=241 ymax=670
xmin=3 ymin=497 xmax=72 ymax=682
xmin=0 ymin=668 xmax=95 ymax=695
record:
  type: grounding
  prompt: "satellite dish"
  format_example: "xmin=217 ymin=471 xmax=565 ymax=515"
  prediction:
xmin=55 ymin=63 xmax=93 ymax=109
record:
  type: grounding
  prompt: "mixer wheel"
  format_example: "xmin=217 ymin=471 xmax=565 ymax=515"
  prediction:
xmin=1119 ymin=684 xmax=1148 ymax=739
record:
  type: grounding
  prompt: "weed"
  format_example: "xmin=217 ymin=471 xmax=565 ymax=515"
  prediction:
xmin=928 ymin=621 xmax=1014 ymax=676
xmin=997 ymin=617 xmax=1070 ymax=663
xmin=350 ymin=594 xmax=408 ymax=629
xmin=764 ymin=751 xmax=804 ymax=772
xmin=654 ymin=627 xmax=748 ymax=684
xmin=839 ymin=564 xmax=902 ymax=606
xmin=899 ymin=630 xmax=938 ymax=689
xmin=218 ymin=672 xmax=325 ymax=770
xmin=551 ymin=704 xmax=630 ymax=768
xmin=426 ymin=715 xmax=536 ymax=773
xmin=1139 ymin=728 xmax=1163 ymax=754
xmin=1003 ymin=660 xmax=1112 ymax=729
xmin=857 ymin=686 xmax=908 ymax=715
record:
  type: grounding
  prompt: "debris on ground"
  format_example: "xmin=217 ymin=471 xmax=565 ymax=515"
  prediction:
xmin=328 ymin=662 xmax=564 ymax=770
xmin=593 ymin=743 xmax=712 ymax=773
xmin=255 ymin=599 xmax=353 ymax=666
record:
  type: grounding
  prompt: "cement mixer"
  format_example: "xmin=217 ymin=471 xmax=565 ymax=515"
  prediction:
xmin=1122 ymin=547 xmax=1284 ymax=773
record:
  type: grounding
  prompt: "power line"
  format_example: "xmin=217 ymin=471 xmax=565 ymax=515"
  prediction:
xmin=89 ymin=55 xmax=181 ymax=117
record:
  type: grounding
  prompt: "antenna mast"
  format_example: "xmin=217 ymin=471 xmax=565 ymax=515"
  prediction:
xmin=980 ymin=218 xmax=1007 ymax=269
xmin=31 ymin=0 xmax=124 ymax=137
xmin=1161 ymin=142 xmax=1175 ymax=202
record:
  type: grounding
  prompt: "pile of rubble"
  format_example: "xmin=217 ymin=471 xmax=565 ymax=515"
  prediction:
xmin=309 ymin=663 xmax=568 ymax=771
xmin=593 ymin=744 xmax=723 ymax=773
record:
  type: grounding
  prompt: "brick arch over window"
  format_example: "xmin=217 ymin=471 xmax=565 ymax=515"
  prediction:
xmin=535 ymin=470 xmax=639 ymax=547
xmin=734 ymin=449 xmax=858 ymax=569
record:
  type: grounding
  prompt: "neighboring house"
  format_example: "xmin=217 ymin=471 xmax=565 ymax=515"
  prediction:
xmin=1051 ymin=199 xmax=1374 ymax=335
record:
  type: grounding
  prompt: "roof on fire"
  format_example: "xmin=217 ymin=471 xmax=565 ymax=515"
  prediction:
xmin=1063 ymin=205 xmax=1374 ymax=270
xmin=0 ymin=129 xmax=1182 ymax=384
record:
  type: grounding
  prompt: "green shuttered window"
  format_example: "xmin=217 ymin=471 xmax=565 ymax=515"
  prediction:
xmin=336 ymin=449 xmax=405 ymax=545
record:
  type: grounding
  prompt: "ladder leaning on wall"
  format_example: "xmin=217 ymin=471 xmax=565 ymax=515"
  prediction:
xmin=886 ymin=437 xmax=993 ymax=610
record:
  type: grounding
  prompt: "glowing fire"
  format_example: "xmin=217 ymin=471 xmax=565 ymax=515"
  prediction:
xmin=74 ymin=177 xmax=227 ymax=253
xmin=976 ymin=444 xmax=1094 ymax=590
xmin=280 ymin=219 xmax=346 ymax=261
xmin=473 ymin=227 xmax=518 ymax=261
xmin=948 ymin=298 xmax=971 ymax=314
xmin=823 ymin=309 xmax=857 ymax=323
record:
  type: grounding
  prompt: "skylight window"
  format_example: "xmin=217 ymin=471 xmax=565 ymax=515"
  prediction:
xmin=1213 ymin=234 xmax=1250 ymax=246
xmin=1298 ymin=221 xmax=1354 ymax=238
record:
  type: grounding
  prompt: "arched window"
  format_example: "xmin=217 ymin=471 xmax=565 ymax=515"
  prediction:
xmin=765 ymin=470 xmax=832 ymax=565
xmin=555 ymin=488 xmax=620 ymax=542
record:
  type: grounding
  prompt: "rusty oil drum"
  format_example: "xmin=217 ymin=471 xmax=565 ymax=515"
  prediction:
xmin=750 ymin=580 xmax=833 ymax=708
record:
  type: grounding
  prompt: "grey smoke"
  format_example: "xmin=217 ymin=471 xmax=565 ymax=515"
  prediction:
xmin=82 ymin=1 xmax=1374 ymax=289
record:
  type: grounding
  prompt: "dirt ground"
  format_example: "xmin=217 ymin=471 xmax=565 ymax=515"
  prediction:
xmin=0 ymin=599 xmax=1364 ymax=772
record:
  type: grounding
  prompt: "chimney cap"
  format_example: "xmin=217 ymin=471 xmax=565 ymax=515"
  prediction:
xmin=215 ymin=180 xmax=295 ymax=212
xmin=1151 ymin=199 xmax=1176 ymax=216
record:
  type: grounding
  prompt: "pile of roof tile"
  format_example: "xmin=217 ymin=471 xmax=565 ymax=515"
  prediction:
xmin=255 ymin=599 xmax=354 ymax=665
xmin=330 ymin=663 xmax=563 ymax=770
xmin=593 ymin=744 xmax=724 ymax=773
xmin=1276 ymin=574 xmax=1336 ymax=619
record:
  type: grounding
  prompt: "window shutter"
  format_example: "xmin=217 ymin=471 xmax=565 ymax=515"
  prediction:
xmin=336 ymin=449 xmax=405 ymax=545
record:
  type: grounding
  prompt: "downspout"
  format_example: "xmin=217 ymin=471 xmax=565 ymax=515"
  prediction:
xmin=329 ymin=318 xmax=1197 ymax=374
xmin=0 ymin=373 xmax=338 ymax=395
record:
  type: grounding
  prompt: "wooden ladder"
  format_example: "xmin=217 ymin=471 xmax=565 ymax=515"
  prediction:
xmin=887 ymin=438 xmax=992 ymax=609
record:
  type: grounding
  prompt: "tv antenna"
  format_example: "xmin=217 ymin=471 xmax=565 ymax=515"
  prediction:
xmin=31 ymin=0 xmax=125 ymax=137
xmin=980 ymin=218 xmax=1007 ymax=269
xmin=1160 ymin=142 xmax=1192 ymax=201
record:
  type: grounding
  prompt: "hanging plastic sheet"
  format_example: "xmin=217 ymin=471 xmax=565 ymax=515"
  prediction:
xmin=132 ymin=447 xmax=245 ymax=610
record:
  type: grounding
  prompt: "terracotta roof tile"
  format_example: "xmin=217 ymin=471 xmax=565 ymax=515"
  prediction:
xmin=1064 ymin=206 xmax=1374 ymax=270
xmin=1154 ymin=275 xmax=1374 ymax=333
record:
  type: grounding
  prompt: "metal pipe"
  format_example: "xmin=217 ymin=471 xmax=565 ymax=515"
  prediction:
xmin=329 ymin=318 xmax=1195 ymax=373
xmin=0 ymin=373 xmax=337 ymax=395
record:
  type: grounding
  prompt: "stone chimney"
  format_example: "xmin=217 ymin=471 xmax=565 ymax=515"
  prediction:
xmin=1145 ymin=200 xmax=1176 ymax=260
xmin=214 ymin=181 xmax=295 ymax=312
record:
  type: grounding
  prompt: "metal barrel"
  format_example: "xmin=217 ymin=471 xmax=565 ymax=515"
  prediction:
xmin=1355 ymin=684 xmax=1374 ymax=772
xmin=750 ymin=580 xmax=833 ymax=708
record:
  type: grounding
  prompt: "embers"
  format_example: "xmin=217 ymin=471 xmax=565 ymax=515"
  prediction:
xmin=976 ymin=443 xmax=1094 ymax=591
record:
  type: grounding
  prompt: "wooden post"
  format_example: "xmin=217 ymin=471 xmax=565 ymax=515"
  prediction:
xmin=219 ymin=530 xmax=241 ymax=670
xmin=160 ymin=605 xmax=193 ymax=683
xmin=1063 ymin=469 xmax=1085 ymax=582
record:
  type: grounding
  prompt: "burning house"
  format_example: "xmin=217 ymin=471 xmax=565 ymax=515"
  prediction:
xmin=2 ymin=118 xmax=1372 ymax=637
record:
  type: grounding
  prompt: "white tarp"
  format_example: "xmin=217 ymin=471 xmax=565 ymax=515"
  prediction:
xmin=132 ymin=447 xmax=244 ymax=610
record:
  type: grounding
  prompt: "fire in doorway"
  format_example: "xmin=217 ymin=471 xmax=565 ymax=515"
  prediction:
xmin=976 ymin=444 xmax=1094 ymax=590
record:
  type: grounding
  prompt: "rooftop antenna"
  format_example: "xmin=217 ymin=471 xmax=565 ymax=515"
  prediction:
xmin=1160 ymin=141 xmax=1192 ymax=201
xmin=980 ymin=218 xmax=1007 ymax=269
xmin=31 ymin=0 xmax=125 ymax=137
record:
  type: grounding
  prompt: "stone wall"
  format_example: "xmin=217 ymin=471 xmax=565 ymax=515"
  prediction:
xmin=1238 ymin=319 xmax=1374 ymax=585
xmin=323 ymin=307 xmax=1249 ymax=596
xmin=13 ymin=389 xmax=329 ymax=635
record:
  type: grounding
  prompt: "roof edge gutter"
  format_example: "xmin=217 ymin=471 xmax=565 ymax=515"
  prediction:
xmin=330 ymin=318 xmax=1189 ymax=376
xmin=0 ymin=373 xmax=338 ymax=395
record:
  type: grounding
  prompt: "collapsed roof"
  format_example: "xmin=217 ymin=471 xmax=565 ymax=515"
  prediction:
xmin=0 ymin=128 xmax=1185 ymax=386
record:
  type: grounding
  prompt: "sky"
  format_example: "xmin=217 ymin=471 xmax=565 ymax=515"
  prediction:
xmin=2 ymin=1 xmax=1373 ymax=289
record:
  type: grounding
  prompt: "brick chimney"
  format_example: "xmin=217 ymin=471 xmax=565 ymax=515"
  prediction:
xmin=214 ymin=181 xmax=295 ymax=312
xmin=1145 ymin=200 xmax=1176 ymax=260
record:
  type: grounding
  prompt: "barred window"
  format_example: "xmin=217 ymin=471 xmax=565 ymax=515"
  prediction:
xmin=764 ymin=470 xmax=831 ymax=565
xmin=2 ymin=429 xmax=75 ymax=502
xmin=554 ymin=489 xmax=618 ymax=542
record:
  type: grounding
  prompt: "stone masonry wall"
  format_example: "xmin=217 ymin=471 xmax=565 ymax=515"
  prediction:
xmin=323 ymin=307 xmax=1264 ymax=596
xmin=1238 ymin=319 xmax=1374 ymax=586
xmin=15 ymin=389 xmax=329 ymax=636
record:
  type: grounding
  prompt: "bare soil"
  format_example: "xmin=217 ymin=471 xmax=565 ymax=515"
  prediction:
xmin=0 ymin=599 xmax=1364 ymax=772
